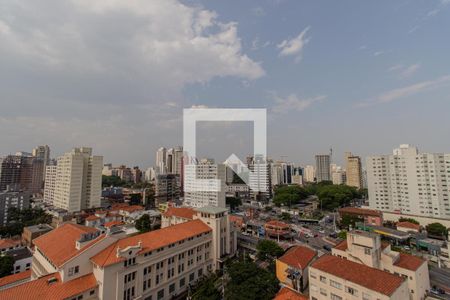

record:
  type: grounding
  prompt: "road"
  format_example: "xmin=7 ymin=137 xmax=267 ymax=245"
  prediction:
xmin=429 ymin=264 xmax=450 ymax=299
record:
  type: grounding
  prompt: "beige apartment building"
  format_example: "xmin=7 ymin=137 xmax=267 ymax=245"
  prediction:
xmin=332 ymin=230 xmax=430 ymax=300
xmin=0 ymin=206 xmax=237 ymax=300
xmin=345 ymin=152 xmax=363 ymax=189
xmin=49 ymin=147 xmax=102 ymax=212
xmin=309 ymin=254 xmax=409 ymax=300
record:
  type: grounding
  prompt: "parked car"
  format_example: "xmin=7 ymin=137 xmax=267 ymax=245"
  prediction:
xmin=323 ymin=245 xmax=332 ymax=251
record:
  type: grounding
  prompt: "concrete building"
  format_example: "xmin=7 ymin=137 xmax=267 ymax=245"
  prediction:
xmin=184 ymin=159 xmax=226 ymax=208
xmin=32 ymin=145 xmax=50 ymax=180
xmin=315 ymin=155 xmax=331 ymax=183
xmin=345 ymin=152 xmax=363 ymax=189
xmin=367 ymin=144 xmax=450 ymax=218
xmin=6 ymin=248 xmax=32 ymax=275
xmin=0 ymin=207 xmax=237 ymax=300
xmin=0 ymin=188 xmax=31 ymax=226
xmin=21 ymin=224 xmax=53 ymax=248
xmin=309 ymin=254 xmax=409 ymax=300
xmin=43 ymin=165 xmax=57 ymax=204
xmin=50 ymin=147 xmax=102 ymax=212
xmin=332 ymin=230 xmax=430 ymax=300
xmin=247 ymin=155 xmax=271 ymax=202
xmin=156 ymin=147 xmax=167 ymax=174
xmin=331 ymin=167 xmax=346 ymax=185
xmin=303 ymin=165 xmax=315 ymax=183
xmin=0 ymin=155 xmax=43 ymax=193
xmin=155 ymin=174 xmax=181 ymax=205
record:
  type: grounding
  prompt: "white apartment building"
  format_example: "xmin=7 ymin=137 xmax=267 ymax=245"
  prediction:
xmin=50 ymin=147 xmax=103 ymax=212
xmin=303 ymin=165 xmax=316 ymax=183
xmin=0 ymin=207 xmax=237 ymax=300
xmin=43 ymin=165 xmax=57 ymax=204
xmin=247 ymin=155 xmax=271 ymax=201
xmin=331 ymin=167 xmax=346 ymax=185
xmin=315 ymin=155 xmax=331 ymax=182
xmin=367 ymin=144 xmax=450 ymax=218
xmin=184 ymin=159 xmax=226 ymax=208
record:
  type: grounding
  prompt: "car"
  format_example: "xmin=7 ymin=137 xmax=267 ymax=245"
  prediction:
xmin=430 ymin=286 xmax=445 ymax=295
xmin=323 ymin=245 xmax=332 ymax=251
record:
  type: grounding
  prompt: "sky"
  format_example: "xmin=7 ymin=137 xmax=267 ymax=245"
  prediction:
xmin=1 ymin=0 xmax=450 ymax=168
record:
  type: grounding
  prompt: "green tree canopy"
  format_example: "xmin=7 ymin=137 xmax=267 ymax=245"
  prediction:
xmin=135 ymin=214 xmax=152 ymax=233
xmin=273 ymin=185 xmax=309 ymax=207
xmin=256 ymin=240 xmax=284 ymax=261
xmin=226 ymin=197 xmax=242 ymax=211
xmin=192 ymin=274 xmax=221 ymax=300
xmin=0 ymin=256 xmax=14 ymax=278
xmin=426 ymin=223 xmax=448 ymax=238
xmin=225 ymin=260 xmax=279 ymax=300
xmin=315 ymin=185 xmax=360 ymax=210
xmin=399 ymin=217 xmax=419 ymax=225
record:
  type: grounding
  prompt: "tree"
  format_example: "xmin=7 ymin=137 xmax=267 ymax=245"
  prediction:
xmin=273 ymin=185 xmax=309 ymax=207
xmin=0 ymin=256 xmax=14 ymax=278
xmin=399 ymin=217 xmax=419 ymax=225
xmin=0 ymin=208 xmax=52 ymax=237
xmin=315 ymin=185 xmax=360 ymax=210
xmin=280 ymin=212 xmax=291 ymax=222
xmin=426 ymin=223 xmax=448 ymax=238
xmin=191 ymin=274 xmax=221 ymax=300
xmin=225 ymin=259 xmax=279 ymax=300
xmin=256 ymin=240 xmax=284 ymax=261
xmin=135 ymin=214 xmax=152 ymax=233
xmin=226 ymin=197 xmax=242 ymax=211
xmin=340 ymin=214 xmax=363 ymax=229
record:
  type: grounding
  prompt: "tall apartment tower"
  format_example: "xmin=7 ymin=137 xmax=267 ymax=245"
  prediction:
xmin=32 ymin=145 xmax=50 ymax=166
xmin=247 ymin=155 xmax=272 ymax=202
xmin=315 ymin=154 xmax=331 ymax=182
xmin=0 ymin=155 xmax=43 ymax=193
xmin=51 ymin=147 xmax=102 ymax=212
xmin=43 ymin=165 xmax=57 ymax=204
xmin=184 ymin=159 xmax=226 ymax=208
xmin=367 ymin=144 xmax=450 ymax=218
xmin=155 ymin=147 xmax=167 ymax=174
xmin=303 ymin=165 xmax=316 ymax=182
xmin=345 ymin=152 xmax=363 ymax=189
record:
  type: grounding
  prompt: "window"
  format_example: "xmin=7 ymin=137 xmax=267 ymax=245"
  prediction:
xmin=320 ymin=288 xmax=327 ymax=296
xmin=310 ymin=271 xmax=317 ymax=279
xmin=89 ymin=290 xmax=95 ymax=296
xmin=169 ymin=283 xmax=175 ymax=293
xmin=346 ymin=286 xmax=358 ymax=296
xmin=189 ymin=272 xmax=195 ymax=282
xmin=180 ymin=278 xmax=186 ymax=287
xmin=331 ymin=293 xmax=342 ymax=300
xmin=320 ymin=275 xmax=327 ymax=283
xmin=364 ymin=248 xmax=371 ymax=255
xmin=362 ymin=292 xmax=371 ymax=300
xmin=330 ymin=280 xmax=342 ymax=289
xmin=157 ymin=289 xmax=164 ymax=300
xmin=198 ymin=268 xmax=203 ymax=277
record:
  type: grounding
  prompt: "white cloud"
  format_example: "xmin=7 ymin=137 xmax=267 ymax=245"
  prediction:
xmin=277 ymin=27 xmax=310 ymax=63
xmin=272 ymin=93 xmax=326 ymax=113
xmin=388 ymin=63 xmax=420 ymax=78
xmin=359 ymin=75 xmax=450 ymax=106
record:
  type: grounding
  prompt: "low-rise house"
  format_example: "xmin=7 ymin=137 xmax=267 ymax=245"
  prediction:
xmin=396 ymin=221 xmax=420 ymax=233
xmin=21 ymin=224 xmax=53 ymax=248
xmin=338 ymin=207 xmax=383 ymax=226
xmin=161 ymin=207 xmax=196 ymax=228
xmin=6 ymin=248 xmax=32 ymax=274
xmin=273 ymin=287 xmax=308 ymax=300
xmin=0 ymin=239 xmax=22 ymax=254
xmin=276 ymin=245 xmax=317 ymax=292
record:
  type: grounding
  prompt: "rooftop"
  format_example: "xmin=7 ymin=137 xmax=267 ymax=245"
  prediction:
xmin=103 ymin=220 xmax=124 ymax=228
xmin=162 ymin=207 xmax=196 ymax=220
xmin=265 ymin=220 xmax=290 ymax=228
xmin=33 ymin=223 xmax=102 ymax=267
xmin=195 ymin=206 xmax=228 ymax=214
xmin=394 ymin=253 xmax=426 ymax=271
xmin=23 ymin=224 xmax=53 ymax=234
xmin=0 ymin=270 xmax=31 ymax=288
xmin=311 ymin=255 xmax=405 ymax=296
xmin=396 ymin=221 xmax=420 ymax=231
xmin=5 ymin=248 xmax=32 ymax=261
xmin=0 ymin=272 xmax=97 ymax=300
xmin=339 ymin=207 xmax=382 ymax=217
xmin=274 ymin=287 xmax=308 ymax=300
xmin=0 ymin=239 xmax=21 ymax=250
xmin=91 ymin=219 xmax=211 ymax=267
xmin=278 ymin=245 xmax=317 ymax=269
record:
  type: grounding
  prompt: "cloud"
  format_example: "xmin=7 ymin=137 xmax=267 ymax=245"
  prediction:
xmin=277 ymin=27 xmax=310 ymax=63
xmin=251 ymin=37 xmax=271 ymax=51
xmin=272 ymin=93 xmax=326 ymax=113
xmin=373 ymin=51 xmax=384 ymax=57
xmin=358 ymin=75 xmax=450 ymax=106
xmin=388 ymin=63 xmax=420 ymax=78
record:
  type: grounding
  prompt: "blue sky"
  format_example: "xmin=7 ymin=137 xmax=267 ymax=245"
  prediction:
xmin=1 ymin=0 xmax=449 ymax=167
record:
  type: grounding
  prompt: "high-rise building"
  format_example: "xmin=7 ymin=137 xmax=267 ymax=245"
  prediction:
xmin=184 ymin=159 xmax=226 ymax=208
xmin=332 ymin=167 xmax=346 ymax=185
xmin=315 ymin=154 xmax=331 ymax=182
xmin=0 ymin=187 xmax=31 ymax=226
xmin=345 ymin=152 xmax=363 ymax=189
xmin=303 ymin=165 xmax=316 ymax=182
xmin=50 ymin=147 xmax=102 ymax=212
xmin=247 ymin=155 xmax=272 ymax=201
xmin=156 ymin=147 xmax=167 ymax=174
xmin=32 ymin=145 xmax=50 ymax=167
xmin=367 ymin=144 xmax=450 ymax=218
xmin=43 ymin=165 xmax=57 ymax=204
xmin=155 ymin=174 xmax=181 ymax=205
xmin=0 ymin=155 xmax=43 ymax=193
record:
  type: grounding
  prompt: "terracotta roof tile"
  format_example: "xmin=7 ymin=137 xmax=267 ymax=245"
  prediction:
xmin=33 ymin=223 xmax=101 ymax=267
xmin=311 ymin=255 xmax=405 ymax=296
xmin=103 ymin=220 xmax=124 ymax=228
xmin=91 ymin=219 xmax=211 ymax=267
xmin=0 ymin=270 xmax=31 ymax=288
xmin=338 ymin=207 xmax=382 ymax=217
xmin=265 ymin=220 xmax=290 ymax=228
xmin=85 ymin=215 xmax=100 ymax=221
xmin=394 ymin=253 xmax=426 ymax=271
xmin=119 ymin=205 xmax=144 ymax=213
xmin=229 ymin=215 xmax=244 ymax=227
xmin=278 ymin=246 xmax=317 ymax=269
xmin=0 ymin=272 xmax=97 ymax=300
xmin=274 ymin=287 xmax=308 ymax=300
xmin=0 ymin=239 xmax=21 ymax=250
xmin=333 ymin=240 xmax=348 ymax=251
xmin=396 ymin=222 xmax=420 ymax=231
xmin=162 ymin=207 xmax=196 ymax=220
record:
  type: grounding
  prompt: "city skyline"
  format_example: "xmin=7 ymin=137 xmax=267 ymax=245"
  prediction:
xmin=2 ymin=0 xmax=450 ymax=167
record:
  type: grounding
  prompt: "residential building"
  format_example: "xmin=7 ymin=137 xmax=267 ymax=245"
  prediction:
xmin=50 ymin=147 xmax=102 ymax=212
xmin=0 ymin=239 xmax=22 ymax=254
xmin=309 ymin=254 xmax=409 ymax=300
xmin=247 ymin=155 xmax=272 ymax=202
xmin=367 ymin=144 xmax=450 ymax=218
xmin=315 ymin=155 xmax=331 ymax=182
xmin=43 ymin=165 xmax=57 ymax=204
xmin=0 ymin=206 xmax=236 ymax=300
xmin=155 ymin=174 xmax=181 ymax=205
xmin=332 ymin=230 xmax=430 ymax=300
xmin=331 ymin=167 xmax=346 ymax=185
xmin=345 ymin=152 xmax=363 ymax=189
xmin=6 ymin=248 xmax=32 ymax=274
xmin=161 ymin=207 xmax=196 ymax=228
xmin=21 ymin=224 xmax=53 ymax=248
xmin=338 ymin=207 xmax=383 ymax=226
xmin=0 ymin=155 xmax=43 ymax=193
xmin=0 ymin=188 xmax=31 ymax=226
xmin=303 ymin=165 xmax=316 ymax=183
xmin=276 ymin=245 xmax=317 ymax=293
xmin=184 ymin=159 xmax=226 ymax=208
xmin=274 ymin=287 xmax=308 ymax=300
xmin=156 ymin=147 xmax=167 ymax=174
xmin=32 ymin=145 xmax=50 ymax=180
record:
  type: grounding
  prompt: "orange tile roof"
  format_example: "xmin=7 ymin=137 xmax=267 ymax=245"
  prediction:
xmin=120 ymin=205 xmax=144 ymax=213
xmin=338 ymin=207 xmax=382 ymax=217
xmin=33 ymin=223 xmax=101 ymax=267
xmin=0 ymin=270 xmax=31 ymax=288
xmin=311 ymin=255 xmax=405 ymax=296
xmin=274 ymin=287 xmax=308 ymax=300
xmin=265 ymin=220 xmax=290 ymax=228
xmin=103 ymin=220 xmax=124 ymax=228
xmin=162 ymin=207 xmax=196 ymax=220
xmin=278 ymin=246 xmax=317 ymax=269
xmin=394 ymin=253 xmax=426 ymax=271
xmin=0 ymin=272 xmax=97 ymax=300
xmin=396 ymin=221 xmax=420 ymax=231
xmin=333 ymin=240 xmax=348 ymax=251
xmin=85 ymin=215 xmax=100 ymax=221
xmin=91 ymin=219 xmax=211 ymax=267
xmin=229 ymin=215 xmax=244 ymax=227
xmin=0 ymin=238 xmax=21 ymax=250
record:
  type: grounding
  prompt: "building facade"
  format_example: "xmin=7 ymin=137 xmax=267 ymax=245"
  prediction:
xmin=0 ymin=188 xmax=31 ymax=226
xmin=367 ymin=144 xmax=450 ymax=218
xmin=345 ymin=152 xmax=363 ymax=189
xmin=315 ymin=155 xmax=331 ymax=183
